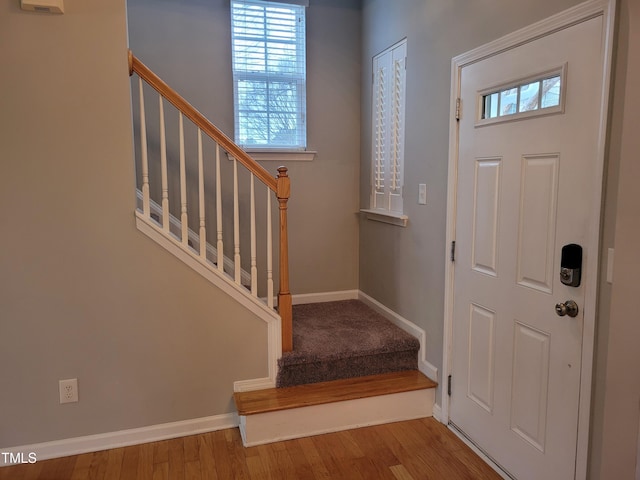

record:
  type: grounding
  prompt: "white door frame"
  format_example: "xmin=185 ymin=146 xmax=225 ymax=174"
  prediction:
xmin=441 ymin=1 xmax=616 ymax=478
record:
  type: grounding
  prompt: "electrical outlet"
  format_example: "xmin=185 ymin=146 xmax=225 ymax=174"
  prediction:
xmin=59 ymin=378 xmax=78 ymax=404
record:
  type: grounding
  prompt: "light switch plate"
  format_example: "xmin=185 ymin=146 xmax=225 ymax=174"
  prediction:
xmin=418 ymin=184 xmax=427 ymax=205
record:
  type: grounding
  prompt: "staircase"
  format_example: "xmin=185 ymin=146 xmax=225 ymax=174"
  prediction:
xmin=277 ymin=300 xmax=420 ymax=387
xmin=128 ymin=51 xmax=437 ymax=448
xmin=235 ymin=300 xmax=436 ymax=446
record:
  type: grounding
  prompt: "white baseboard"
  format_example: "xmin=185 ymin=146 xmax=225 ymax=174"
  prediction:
xmin=234 ymin=376 xmax=275 ymax=393
xmin=0 ymin=413 xmax=238 ymax=466
xmin=2 ymin=292 xmax=440 ymax=464
xmin=291 ymin=290 xmax=359 ymax=305
xmin=135 ymin=213 xmax=281 ymax=389
xmin=135 ymin=213 xmax=279 ymax=324
xmin=358 ymin=291 xmax=439 ymax=383
xmin=432 ymin=403 xmax=443 ymax=423
xmin=137 ymin=190 xmax=252 ymax=286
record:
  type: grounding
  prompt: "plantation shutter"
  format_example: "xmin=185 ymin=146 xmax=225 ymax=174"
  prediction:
xmin=371 ymin=40 xmax=406 ymax=213
xmin=231 ymin=0 xmax=307 ymax=149
xmin=372 ymin=53 xmax=388 ymax=210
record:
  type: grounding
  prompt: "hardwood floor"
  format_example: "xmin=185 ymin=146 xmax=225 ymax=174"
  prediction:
xmin=0 ymin=418 xmax=502 ymax=479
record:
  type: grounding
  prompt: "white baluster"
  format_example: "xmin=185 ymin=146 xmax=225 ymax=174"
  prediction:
xmin=233 ymin=158 xmax=241 ymax=285
xmin=215 ymin=144 xmax=224 ymax=272
xmin=179 ymin=113 xmax=188 ymax=245
xmin=159 ymin=94 xmax=169 ymax=231
xmin=139 ymin=78 xmax=150 ymax=217
xmin=267 ymin=190 xmax=274 ymax=309
xmin=197 ymin=128 xmax=206 ymax=259
xmin=250 ymin=174 xmax=257 ymax=296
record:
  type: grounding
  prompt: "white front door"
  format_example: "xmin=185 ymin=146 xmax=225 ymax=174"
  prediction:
xmin=448 ymin=9 xmax=610 ymax=480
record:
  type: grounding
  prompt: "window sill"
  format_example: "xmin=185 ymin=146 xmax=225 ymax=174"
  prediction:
xmin=230 ymin=149 xmax=317 ymax=162
xmin=359 ymin=209 xmax=408 ymax=227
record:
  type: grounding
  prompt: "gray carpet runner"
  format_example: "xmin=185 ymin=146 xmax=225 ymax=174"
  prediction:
xmin=276 ymin=300 xmax=420 ymax=387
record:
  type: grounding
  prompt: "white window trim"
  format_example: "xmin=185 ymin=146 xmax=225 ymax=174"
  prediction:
xmin=268 ymin=0 xmax=308 ymax=5
xmin=359 ymin=208 xmax=408 ymax=227
xmin=231 ymin=0 xmax=307 ymax=149
xmin=227 ymin=149 xmax=316 ymax=162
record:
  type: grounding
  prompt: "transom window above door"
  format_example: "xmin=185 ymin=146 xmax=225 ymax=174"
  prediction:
xmin=477 ymin=65 xmax=566 ymax=126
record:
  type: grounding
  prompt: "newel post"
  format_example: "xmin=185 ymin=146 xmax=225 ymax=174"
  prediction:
xmin=277 ymin=166 xmax=293 ymax=352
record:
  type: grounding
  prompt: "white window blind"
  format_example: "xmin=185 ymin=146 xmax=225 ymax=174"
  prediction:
xmin=231 ymin=0 xmax=307 ymax=149
xmin=371 ymin=40 xmax=406 ymax=214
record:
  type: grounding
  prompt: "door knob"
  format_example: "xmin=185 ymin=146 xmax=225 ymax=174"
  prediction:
xmin=555 ymin=300 xmax=579 ymax=317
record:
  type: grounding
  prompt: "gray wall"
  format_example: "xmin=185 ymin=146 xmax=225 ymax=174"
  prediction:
xmin=359 ymin=0 xmax=586 ymax=391
xmin=360 ymin=1 xmax=640 ymax=479
xmin=0 ymin=0 xmax=268 ymax=447
xmin=589 ymin=0 xmax=640 ymax=477
xmin=2 ymin=0 xmax=639 ymax=477
xmin=127 ymin=0 xmax=362 ymax=295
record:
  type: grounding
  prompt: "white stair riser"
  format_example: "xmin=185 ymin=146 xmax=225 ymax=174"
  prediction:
xmin=239 ymin=388 xmax=434 ymax=447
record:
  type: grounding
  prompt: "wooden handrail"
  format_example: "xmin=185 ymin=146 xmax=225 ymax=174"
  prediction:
xmin=128 ymin=50 xmax=277 ymax=192
xmin=129 ymin=50 xmax=293 ymax=351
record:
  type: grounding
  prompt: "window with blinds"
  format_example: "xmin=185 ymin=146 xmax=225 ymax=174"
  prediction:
xmin=231 ymin=0 xmax=307 ymax=149
xmin=371 ymin=40 xmax=407 ymax=214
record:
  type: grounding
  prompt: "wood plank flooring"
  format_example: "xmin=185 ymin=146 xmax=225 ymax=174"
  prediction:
xmin=0 ymin=418 xmax=502 ymax=480
xmin=235 ymin=371 xmax=437 ymax=415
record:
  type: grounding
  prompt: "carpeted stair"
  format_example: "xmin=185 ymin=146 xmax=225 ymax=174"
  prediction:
xmin=276 ymin=300 xmax=420 ymax=387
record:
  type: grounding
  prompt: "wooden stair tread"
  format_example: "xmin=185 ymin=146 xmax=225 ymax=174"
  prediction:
xmin=234 ymin=370 xmax=437 ymax=416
